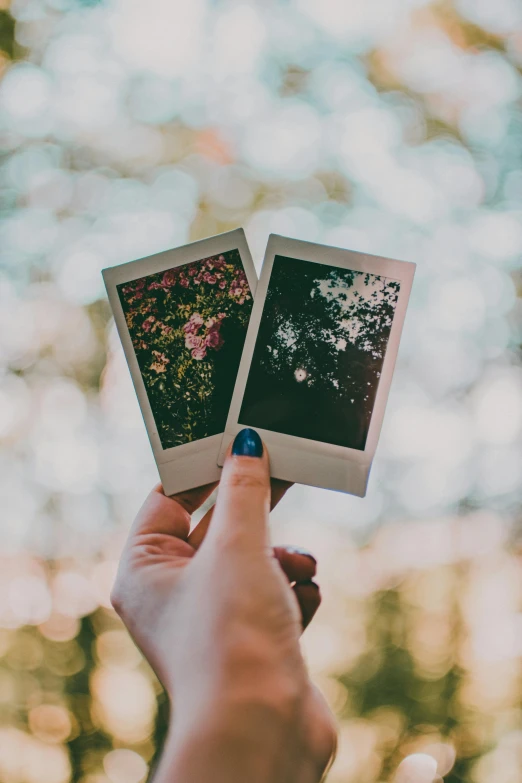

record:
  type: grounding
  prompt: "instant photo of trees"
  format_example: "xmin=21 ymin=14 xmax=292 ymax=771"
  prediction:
xmin=239 ymin=255 xmax=400 ymax=450
xmin=117 ymin=250 xmax=252 ymax=449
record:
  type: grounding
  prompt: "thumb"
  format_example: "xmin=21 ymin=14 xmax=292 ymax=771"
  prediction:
xmin=202 ymin=428 xmax=271 ymax=554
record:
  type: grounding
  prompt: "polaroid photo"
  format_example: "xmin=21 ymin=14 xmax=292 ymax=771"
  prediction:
xmin=218 ymin=235 xmax=416 ymax=497
xmin=103 ymin=228 xmax=257 ymax=496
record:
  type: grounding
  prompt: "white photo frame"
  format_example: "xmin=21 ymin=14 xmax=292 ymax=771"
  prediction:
xmin=103 ymin=228 xmax=257 ymax=496
xmin=218 ymin=234 xmax=416 ymax=497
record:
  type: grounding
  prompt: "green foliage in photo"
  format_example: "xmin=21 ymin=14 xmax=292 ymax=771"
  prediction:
xmin=118 ymin=249 xmax=252 ymax=449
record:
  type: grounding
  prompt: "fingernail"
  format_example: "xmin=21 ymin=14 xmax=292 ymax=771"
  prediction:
xmin=285 ymin=546 xmax=317 ymax=565
xmin=295 ymin=579 xmax=320 ymax=590
xmin=231 ymin=428 xmax=263 ymax=458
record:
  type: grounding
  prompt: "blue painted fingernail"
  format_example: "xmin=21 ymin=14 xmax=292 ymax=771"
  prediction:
xmin=231 ymin=428 xmax=263 ymax=458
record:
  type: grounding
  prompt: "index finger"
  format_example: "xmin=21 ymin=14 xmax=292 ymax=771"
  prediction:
xmin=202 ymin=429 xmax=271 ymax=553
xmin=129 ymin=481 xmax=218 ymax=541
xmin=188 ymin=478 xmax=292 ymax=550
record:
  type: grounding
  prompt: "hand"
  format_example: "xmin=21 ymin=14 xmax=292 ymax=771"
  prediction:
xmin=111 ymin=429 xmax=337 ymax=783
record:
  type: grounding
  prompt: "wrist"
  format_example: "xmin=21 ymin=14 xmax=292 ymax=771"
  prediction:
xmin=156 ymin=686 xmax=304 ymax=783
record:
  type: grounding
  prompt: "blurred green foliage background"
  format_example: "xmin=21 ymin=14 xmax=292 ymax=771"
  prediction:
xmin=0 ymin=1 xmax=522 ymax=781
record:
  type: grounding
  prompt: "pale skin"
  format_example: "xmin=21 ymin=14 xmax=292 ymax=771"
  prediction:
xmin=111 ymin=438 xmax=338 ymax=783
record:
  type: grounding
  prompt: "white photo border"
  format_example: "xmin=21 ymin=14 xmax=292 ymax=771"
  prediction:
xmin=103 ymin=228 xmax=258 ymax=495
xmin=218 ymin=234 xmax=415 ymax=496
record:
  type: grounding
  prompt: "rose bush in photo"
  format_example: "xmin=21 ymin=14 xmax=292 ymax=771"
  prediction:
xmin=118 ymin=250 xmax=252 ymax=448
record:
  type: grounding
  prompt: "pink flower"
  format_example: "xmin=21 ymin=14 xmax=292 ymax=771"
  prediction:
xmin=217 ymin=312 xmax=226 ymax=319
xmin=148 ymin=281 xmax=162 ymax=290
xmin=180 ymin=277 xmax=189 ymax=288
xmin=218 ymin=255 xmax=225 ymax=262
xmin=150 ymin=351 xmax=169 ymax=373
xmin=232 ymin=287 xmax=243 ymax=297
xmin=207 ymin=275 xmax=217 ymax=284
xmin=219 ymin=280 xmax=226 ymax=289
xmin=134 ymin=292 xmax=143 ymax=300
xmin=135 ymin=279 xmax=145 ymax=290
xmin=205 ymin=317 xmax=216 ymax=329
xmin=190 ymin=313 xmax=204 ymax=326
xmin=203 ymin=271 xmax=211 ymax=282
xmin=188 ymin=267 xmax=197 ymax=277
xmin=142 ymin=316 xmax=155 ymax=332
xmin=185 ymin=334 xmax=203 ymax=350
xmin=162 ymin=326 xmax=173 ymax=335
xmin=206 ymin=259 xmax=214 ymax=269
xmin=162 ymin=270 xmax=178 ymax=287
xmin=204 ymin=330 xmax=223 ymax=350
xmin=192 ymin=347 xmax=207 ymax=360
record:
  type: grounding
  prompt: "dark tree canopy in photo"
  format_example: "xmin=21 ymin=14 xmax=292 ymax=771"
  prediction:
xmin=239 ymin=255 xmax=400 ymax=449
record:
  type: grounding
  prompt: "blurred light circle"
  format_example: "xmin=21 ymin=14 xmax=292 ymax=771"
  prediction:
xmin=103 ymin=749 xmax=148 ymax=783
xmin=477 ymin=446 xmax=522 ymax=497
xmin=110 ymin=0 xmax=205 ymax=78
xmin=465 ymin=52 xmax=521 ymax=110
xmin=468 ymin=211 xmax=522 ymax=262
xmin=103 ymin=126 xmax=164 ymax=166
xmin=0 ymin=374 xmax=30 ymax=437
xmin=207 ymin=167 xmax=254 ymax=211
xmin=92 ymin=667 xmax=156 ymax=742
xmin=127 ymin=75 xmax=179 ymax=124
xmin=389 ymin=30 xmax=463 ymax=94
xmin=52 ymin=572 xmax=98 ymax=618
xmin=212 ymin=4 xmax=266 ymax=77
xmin=3 ymin=209 xmax=59 ymax=256
xmin=0 ymin=65 xmax=52 ymax=120
xmin=38 ymin=614 xmax=80 ymax=642
xmin=5 ymin=145 xmax=60 ymax=193
xmin=96 ymin=630 xmax=142 ymax=670
xmin=395 ymin=753 xmax=438 ymax=783
xmin=459 ymin=105 xmax=510 ymax=147
xmin=242 ymin=101 xmax=321 ymax=178
xmin=151 ymin=168 xmax=199 ymax=216
xmin=27 ymin=169 xmax=73 ymax=211
xmin=457 ymin=0 xmax=522 ymax=37
xmin=297 ymin=0 xmax=408 ymax=49
xmin=37 ymin=379 xmax=87 ymax=434
xmin=29 ymin=704 xmax=72 ymax=744
xmin=91 ymin=561 xmax=119 ymax=609
xmin=56 ymin=77 xmax=120 ymax=132
xmin=24 ymin=738 xmax=71 ymax=783
xmin=246 ymin=207 xmax=320 ymax=263
xmin=430 ymin=278 xmax=485 ymax=332
xmin=422 ymin=743 xmax=456 ymax=776
xmin=473 ymin=372 xmax=522 ymax=445
xmin=57 ymin=249 xmax=106 ymax=305
xmin=34 ymin=435 xmax=99 ymax=493
xmin=8 ymin=576 xmax=52 ymax=625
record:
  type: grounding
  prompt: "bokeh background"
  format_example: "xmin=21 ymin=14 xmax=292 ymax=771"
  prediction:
xmin=1 ymin=0 xmax=522 ymax=781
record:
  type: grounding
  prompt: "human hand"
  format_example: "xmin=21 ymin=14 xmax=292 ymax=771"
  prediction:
xmin=111 ymin=429 xmax=337 ymax=783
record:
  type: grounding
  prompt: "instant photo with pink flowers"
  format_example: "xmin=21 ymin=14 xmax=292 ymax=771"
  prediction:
xmin=103 ymin=229 xmax=257 ymax=495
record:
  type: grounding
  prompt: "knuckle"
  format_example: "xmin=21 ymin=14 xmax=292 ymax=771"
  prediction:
xmin=221 ymin=471 xmax=267 ymax=492
xmin=110 ymin=584 xmax=125 ymax=616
